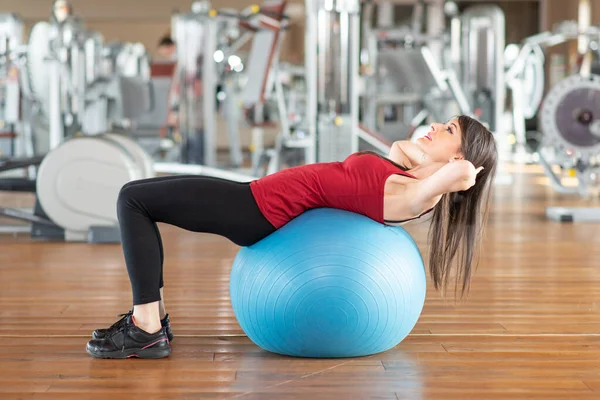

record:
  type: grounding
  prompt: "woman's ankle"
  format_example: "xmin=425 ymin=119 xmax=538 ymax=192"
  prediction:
xmin=133 ymin=302 xmax=162 ymax=334
xmin=159 ymin=288 xmax=167 ymax=320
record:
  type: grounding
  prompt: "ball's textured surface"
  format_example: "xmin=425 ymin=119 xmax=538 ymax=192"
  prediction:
xmin=230 ymin=208 xmax=427 ymax=358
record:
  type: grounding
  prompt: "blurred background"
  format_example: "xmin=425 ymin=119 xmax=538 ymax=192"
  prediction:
xmin=1 ymin=0 xmax=600 ymax=239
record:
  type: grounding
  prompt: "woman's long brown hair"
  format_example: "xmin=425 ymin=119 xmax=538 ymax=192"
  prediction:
xmin=360 ymin=115 xmax=497 ymax=297
xmin=427 ymin=116 xmax=497 ymax=296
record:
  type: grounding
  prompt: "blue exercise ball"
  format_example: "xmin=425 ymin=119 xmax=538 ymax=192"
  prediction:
xmin=229 ymin=208 xmax=426 ymax=358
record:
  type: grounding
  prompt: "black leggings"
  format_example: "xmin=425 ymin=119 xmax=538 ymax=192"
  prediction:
xmin=116 ymin=175 xmax=276 ymax=305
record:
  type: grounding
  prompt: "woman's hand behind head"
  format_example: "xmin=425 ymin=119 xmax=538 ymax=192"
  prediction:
xmin=438 ymin=159 xmax=484 ymax=193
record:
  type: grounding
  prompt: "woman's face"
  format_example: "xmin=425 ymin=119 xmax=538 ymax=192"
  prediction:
xmin=416 ymin=119 xmax=464 ymax=163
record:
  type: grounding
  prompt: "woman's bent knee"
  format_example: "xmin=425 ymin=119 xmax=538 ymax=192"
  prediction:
xmin=117 ymin=183 xmax=140 ymax=215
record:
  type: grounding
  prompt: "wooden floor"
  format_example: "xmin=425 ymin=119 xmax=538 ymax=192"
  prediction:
xmin=2 ymin=163 xmax=600 ymax=399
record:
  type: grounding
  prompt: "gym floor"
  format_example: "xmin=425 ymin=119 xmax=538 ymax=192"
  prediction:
xmin=1 ymin=162 xmax=599 ymax=399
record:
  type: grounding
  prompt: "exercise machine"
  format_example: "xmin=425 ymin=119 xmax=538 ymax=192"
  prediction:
xmin=261 ymin=0 xmax=365 ymax=168
xmin=0 ymin=133 xmax=154 ymax=242
xmin=539 ymin=73 xmax=600 ymax=222
xmin=305 ymin=0 xmax=362 ymax=162
xmin=504 ymin=40 xmax=545 ymax=161
xmin=360 ymin=1 xmax=468 ymax=141
xmin=454 ymin=4 xmax=506 ymax=135
xmin=0 ymin=13 xmax=35 ymax=160
xmin=0 ymin=3 xmax=156 ymax=242
xmin=359 ymin=2 xmax=507 ymax=145
xmin=157 ymin=0 xmax=289 ymax=181
xmin=533 ymin=0 xmax=600 ymax=222
xmin=289 ymin=0 xmax=475 ymax=163
xmin=26 ymin=7 xmax=151 ymax=151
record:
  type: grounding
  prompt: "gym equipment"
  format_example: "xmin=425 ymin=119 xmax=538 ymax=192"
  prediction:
xmin=526 ymin=0 xmax=600 ymax=222
xmin=267 ymin=0 xmax=506 ymax=174
xmin=230 ymin=208 xmax=426 ymax=358
xmin=0 ymin=6 xmax=156 ymax=242
xmin=452 ymin=4 xmax=513 ymax=185
xmin=0 ymin=13 xmax=31 ymax=159
xmin=102 ymin=42 xmax=151 ymax=80
xmin=162 ymin=0 xmax=289 ymax=180
xmin=360 ymin=1 xmax=470 ymax=141
xmin=362 ymin=43 xmax=472 ymax=141
xmin=504 ymin=41 xmax=545 ymax=159
xmin=257 ymin=0 xmax=362 ymax=171
xmin=454 ymin=4 xmax=506 ymax=134
xmin=0 ymin=133 xmax=154 ymax=242
xmin=24 ymin=5 xmax=152 ymax=154
xmin=305 ymin=0 xmax=510 ymax=172
xmin=304 ymin=0 xmax=361 ymax=163
xmin=540 ymin=74 xmax=600 ymax=163
xmin=503 ymin=16 xmax=600 ymax=162
xmin=266 ymin=0 xmax=388 ymax=166
xmin=505 ymin=44 xmax=545 ymax=121
xmin=27 ymin=17 xmax=89 ymax=149
xmin=360 ymin=1 xmax=508 ymax=140
xmin=538 ymin=74 xmax=600 ymax=222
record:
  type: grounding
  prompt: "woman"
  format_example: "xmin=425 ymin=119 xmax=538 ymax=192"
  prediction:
xmin=86 ymin=115 xmax=497 ymax=359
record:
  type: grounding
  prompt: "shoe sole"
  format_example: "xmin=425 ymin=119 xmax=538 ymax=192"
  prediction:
xmin=86 ymin=341 xmax=172 ymax=359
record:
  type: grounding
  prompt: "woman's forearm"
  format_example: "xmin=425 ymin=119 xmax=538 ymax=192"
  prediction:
xmin=416 ymin=160 xmax=479 ymax=204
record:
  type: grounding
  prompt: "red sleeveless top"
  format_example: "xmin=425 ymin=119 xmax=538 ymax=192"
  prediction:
xmin=249 ymin=152 xmax=421 ymax=229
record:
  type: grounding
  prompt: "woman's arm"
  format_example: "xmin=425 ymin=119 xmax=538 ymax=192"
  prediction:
xmin=388 ymin=141 xmax=425 ymax=168
xmin=413 ymin=161 xmax=483 ymax=208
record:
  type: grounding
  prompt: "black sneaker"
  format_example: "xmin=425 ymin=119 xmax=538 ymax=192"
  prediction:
xmin=86 ymin=314 xmax=171 ymax=359
xmin=92 ymin=310 xmax=174 ymax=342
